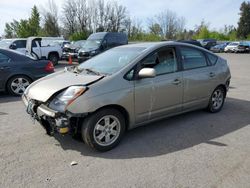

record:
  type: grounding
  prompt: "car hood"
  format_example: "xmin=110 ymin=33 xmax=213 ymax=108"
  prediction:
xmin=25 ymin=70 xmax=103 ymax=102
xmin=79 ymin=47 xmax=98 ymax=53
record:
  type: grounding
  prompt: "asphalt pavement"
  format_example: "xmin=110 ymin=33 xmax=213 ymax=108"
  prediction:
xmin=0 ymin=53 xmax=250 ymax=188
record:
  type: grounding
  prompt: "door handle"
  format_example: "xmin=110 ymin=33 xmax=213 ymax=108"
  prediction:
xmin=172 ymin=79 xmax=181 ymax=85
xmin=209 ymin=72 xmax=215 ymax=77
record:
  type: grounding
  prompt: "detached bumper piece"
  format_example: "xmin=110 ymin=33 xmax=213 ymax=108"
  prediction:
xmin=23 ymin=95 xmax=71 ymax=135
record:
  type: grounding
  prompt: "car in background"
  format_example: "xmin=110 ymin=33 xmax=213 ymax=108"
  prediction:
xmin=52 ymin=40 xmax=70 ymax=49
xmin=26 ymin=37 xmax=63 ymax=65
xmin=62 ymin=40 xmax=86 ymax=59
xmin=78 ymin=32 xmax=128 ymax=63
xmin=22 ymin=42 xmax=231 ymax=151
xmin=0 ymin=48 xmax=54 ymax=96
xmin=224 ymin=42 xmax=250 ymax=53
xmin=177 ymin=40 xmax=202 ymax=47
xmin=198 ymin=39 xmax=217 ymax=50
xmin=210 ymin=42 xmax=230 ymax=53
xmin=0 ymin=38 xmax=27 ymax=54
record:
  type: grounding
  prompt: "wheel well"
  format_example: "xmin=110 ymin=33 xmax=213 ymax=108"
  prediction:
xmin=48 ymin=52 xmax=59 ymax=58
xmin=216 ymin=84 xmax=227 ymax=96
xmin=95 ymin=105 xmax=130 ymax=130
xmin=5 ymin=74 xmax=33 ymax=91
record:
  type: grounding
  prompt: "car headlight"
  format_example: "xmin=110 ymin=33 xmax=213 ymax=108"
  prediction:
xmin=49 ymin=86 xmax=87 ymax=112
xmin=90 ymin=50 xmax=97 ymax=55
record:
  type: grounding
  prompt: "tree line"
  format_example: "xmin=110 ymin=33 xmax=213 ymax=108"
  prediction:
xmin=4 ymin=0 xmax=250 ymax=41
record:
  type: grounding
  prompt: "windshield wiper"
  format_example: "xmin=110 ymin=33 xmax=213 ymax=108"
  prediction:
xmin=73 ymin=66 xmax=106 ymax=76
xmin=84 ymin=68 xmax=101 ymax=75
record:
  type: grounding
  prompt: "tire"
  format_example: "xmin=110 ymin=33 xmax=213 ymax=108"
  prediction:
xmin=207 ymin=86 xmax=226 ymax=113
xmin=7 ymin=75 xmax=32 ymax=96
xmin=81 ymin=108 xmax=126 ymax=152
xmin=48 ymin=53 xmax=59 ymax=66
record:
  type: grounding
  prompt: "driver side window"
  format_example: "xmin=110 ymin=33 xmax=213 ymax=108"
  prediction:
xmin=141 ymin=48 xmax=177 ymax=75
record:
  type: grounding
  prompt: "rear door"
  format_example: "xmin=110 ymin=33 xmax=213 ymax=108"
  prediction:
xmin=179 ymin=46 xmax=217 ymax=110
xmin=0 ymin=53 xmax=11 ymax=90
xmin=134 ymin=47 xmax=183 ymax=123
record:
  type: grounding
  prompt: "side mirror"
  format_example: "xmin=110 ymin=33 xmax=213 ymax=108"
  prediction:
xmin=138 ymin=68 xmax=156 ymax=79
xmin=10 ymin=44 xmax=17 ymax=50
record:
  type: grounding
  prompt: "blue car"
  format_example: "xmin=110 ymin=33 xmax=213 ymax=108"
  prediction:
xmin=210 ymin=43 xmax=230 ymax=53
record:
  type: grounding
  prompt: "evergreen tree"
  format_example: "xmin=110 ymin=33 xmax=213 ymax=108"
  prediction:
xmin=237 ymin=1 xmax=250 ymax=39
xmin=28 ymin=5 xmax=41 ymax=36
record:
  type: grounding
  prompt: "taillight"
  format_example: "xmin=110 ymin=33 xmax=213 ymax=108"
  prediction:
xmin=45 ymin=61 xmax=54 ymax=72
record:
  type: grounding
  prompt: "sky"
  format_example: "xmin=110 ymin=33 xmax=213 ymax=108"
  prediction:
xmin=0 ymin=0 xmax=245 ymax=36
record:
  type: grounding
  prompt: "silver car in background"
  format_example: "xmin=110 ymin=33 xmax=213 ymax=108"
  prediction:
xmin=22 ymin=42 xmax=231 ymax=151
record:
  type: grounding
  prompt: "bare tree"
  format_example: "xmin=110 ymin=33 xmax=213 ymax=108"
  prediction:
xmin=75 ymin=0 xmax=89 ymax=33
xmin=61 ymin=0 xmax=129 ymax=37
xmin=62 ymin=0 xmax=78 ymax=36
xmin=150 ymin=10 xmax=186 ymax=39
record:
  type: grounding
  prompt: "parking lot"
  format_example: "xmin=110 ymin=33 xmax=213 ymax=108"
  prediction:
xmin=0 ymin=53 xmax=250 ymax=188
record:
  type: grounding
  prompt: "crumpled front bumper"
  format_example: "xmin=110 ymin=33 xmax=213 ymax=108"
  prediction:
xmin=22 ymin=94 xmax=71 ymax=134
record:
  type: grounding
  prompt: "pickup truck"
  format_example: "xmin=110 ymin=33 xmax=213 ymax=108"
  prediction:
xmin=0 ymin=38 xmax=27 ymax=54
xmin=26 ymin=37 xmax=63 ymax=65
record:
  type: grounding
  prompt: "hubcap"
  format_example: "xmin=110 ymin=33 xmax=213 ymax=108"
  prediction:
xmin=93 ymin=115 xmax=121 ymax=146
xmin=212 ymin=89 xmax=224 ymax=110
xmin=11 ymin=77 xmax=30 ymax=95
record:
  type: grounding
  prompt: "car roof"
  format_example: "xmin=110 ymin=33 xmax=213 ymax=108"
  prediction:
xmin=117 ymin=41 xmax=208 ymax=51
xmin=0 ymin=48 xmax=28 ymax=60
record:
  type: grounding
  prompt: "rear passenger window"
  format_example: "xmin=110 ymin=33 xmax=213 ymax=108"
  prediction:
xmin=180 ymin=47 xmax=207 ymax=70
xmin=207 ymin=53 xmax=218 ymax=65
xmin=13 ymin=40 xmax=26 ymax=48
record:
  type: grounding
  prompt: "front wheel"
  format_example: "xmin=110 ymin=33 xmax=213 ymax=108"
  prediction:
xmin=207 ymin=86 xmax=226 ymax=113
xmin=81 ymin=108 xmax=125 ymax=152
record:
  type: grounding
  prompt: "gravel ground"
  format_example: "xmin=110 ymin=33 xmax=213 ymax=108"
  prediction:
xmin=0 ymin=53 xmax=250 ymax=188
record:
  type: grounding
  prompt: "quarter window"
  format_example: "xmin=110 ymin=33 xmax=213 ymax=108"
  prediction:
xmin=141 ymin=48 xmax=177 ymax=75
xmin=180 ymin=47 xmax=207 ymax=70
xmin=207 ymin=53 xmax=218 ymax=65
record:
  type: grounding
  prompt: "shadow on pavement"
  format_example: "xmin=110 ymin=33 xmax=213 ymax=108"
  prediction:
xmin=53 ymin=97 xmax=250 ymax=159
xmin=0 ymin=92 xmax=21 ymax=103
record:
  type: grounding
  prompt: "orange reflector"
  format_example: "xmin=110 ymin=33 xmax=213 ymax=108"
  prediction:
xmin=59 ymin=127 xmax=69 ymax=134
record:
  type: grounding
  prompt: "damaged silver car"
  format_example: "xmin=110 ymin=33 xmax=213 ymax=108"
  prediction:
xmin=22 ymin=42 xmax=231 ymax=151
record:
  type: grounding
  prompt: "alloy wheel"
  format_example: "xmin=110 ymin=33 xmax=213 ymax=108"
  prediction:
xmin=211 ymin=89 xmax=224 ymax=110
xmin=93 ymin=115 xmax=121 ymax=146
xmin=10 ymin=77 xmax=30 ymax=95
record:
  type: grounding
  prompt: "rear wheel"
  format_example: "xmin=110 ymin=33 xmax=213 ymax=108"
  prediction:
xmin=207 ymin=86 xmax=225 ymax=113
xmin=81 ymin=108 xmax=125 ymax=151
xmin=7 ymin=75 xmax=32 ymax=96
xmin=48 ymin=53 xmax=59 ymax=66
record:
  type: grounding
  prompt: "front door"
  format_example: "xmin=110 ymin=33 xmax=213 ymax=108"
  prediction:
xmin=134 ymin=47 xmax=183 ymax=123
xmin=0 ymin=53 xmax=11 ymax=90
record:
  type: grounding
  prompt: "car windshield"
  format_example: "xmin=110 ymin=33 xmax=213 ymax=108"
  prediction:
xmin=0 ymin=39 xmax=13 ymax=48
xmin=72 ymin=41 xmax=85 ymax=48
xmin=77 ymin=47 xmax=145 ymax=75
xmin=83 ymin=39 xmax=102 ymax=49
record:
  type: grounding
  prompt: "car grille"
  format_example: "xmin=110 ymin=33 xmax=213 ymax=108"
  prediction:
xmin=79 ymin=52 xmax=90 ymax=57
